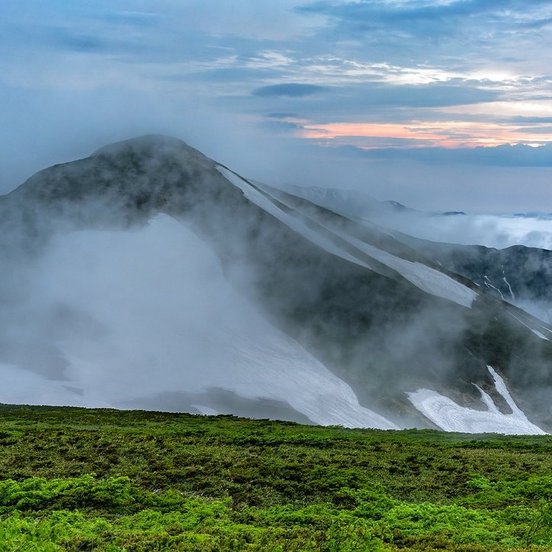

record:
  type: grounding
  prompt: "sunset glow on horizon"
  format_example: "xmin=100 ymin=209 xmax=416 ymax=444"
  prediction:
xmin=298 ymin=120 xmax=552 ymax=149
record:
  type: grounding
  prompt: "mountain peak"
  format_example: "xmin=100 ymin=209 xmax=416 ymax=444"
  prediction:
xmin=6 ymin=134 xmax=224 ymax=218
xmin=92 ymin=134 xmax=199 ymax=158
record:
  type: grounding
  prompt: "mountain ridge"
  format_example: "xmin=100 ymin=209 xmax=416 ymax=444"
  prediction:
xmin=1 ymin=135 xmax=551 ymax=433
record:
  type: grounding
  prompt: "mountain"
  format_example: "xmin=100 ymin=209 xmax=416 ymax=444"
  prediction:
xmin=0 ymin=135 xmax=551 ymax=434
xmin=289 ymin=185 xmax=552 ymax=321
xmin=408 ymin=239 xmax=552 ymax=321
xmin=280 ymin=184 xmax=417 ymax=219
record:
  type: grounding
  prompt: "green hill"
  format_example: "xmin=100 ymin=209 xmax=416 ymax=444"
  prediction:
xmin=0 ymin=404 xmax=552 ymax=550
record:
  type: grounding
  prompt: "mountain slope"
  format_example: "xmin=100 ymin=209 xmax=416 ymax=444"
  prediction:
xmin=289 ymin=185 xmax=552 ymax=320
xmin=0 ymin=135 xmax=550 ymax=433
xmin=412 ymin=239 xmax=552 ymax=321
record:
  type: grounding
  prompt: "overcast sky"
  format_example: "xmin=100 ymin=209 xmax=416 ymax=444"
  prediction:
xmin=1 ymin=0 xmax=552 ymax=211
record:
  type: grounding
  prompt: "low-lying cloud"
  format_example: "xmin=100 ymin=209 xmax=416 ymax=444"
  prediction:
xmin=0 ymin=213 xmax=397 ymax=428
xmin=380 ymin=212 xmax=552 ymax=250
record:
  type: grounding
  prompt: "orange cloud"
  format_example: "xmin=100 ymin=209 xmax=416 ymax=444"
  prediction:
xmin=298 ymin=120 xmax=552 ymax=148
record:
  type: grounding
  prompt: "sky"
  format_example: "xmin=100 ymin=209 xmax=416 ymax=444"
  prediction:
xmin=1 ymin=0 xmax=552 ymax=211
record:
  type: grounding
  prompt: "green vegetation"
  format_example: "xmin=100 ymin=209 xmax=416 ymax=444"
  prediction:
xmin=0 ymin=405 xmax=552 ymax=550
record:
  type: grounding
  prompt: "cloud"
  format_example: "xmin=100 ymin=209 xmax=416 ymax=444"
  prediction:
xmin=299 ymin=0 xmax=552 ymax=33
xmin=332 ymin=83 xmax=500 ymax=107
xmin=52 ymin=29 xmax=106 ymax=53
xmin=1 ymin=0 xmax=552 ymax=213
xmin=517 ymin=126 xmax=552 ymax=134
xmin=253 ymin=83 xmax=327 ymax=97
xmin=368 ymin=210 xmax=552 ymax=250
xmin=297 ymin=115 xmax=552 ymax=149
xmin=511 ymin=116 xmax=552 ymax=124
xmin=296 ymin=0 xmax=552 ymax=78
xmin=96 ymin=10 xmax=161 ymax=28
xmin=342 ymin=143 xmax=552 ymax=167
xmin=260 ymin=120 xmax=306 ymax=133
xmin=192 ymin=67 xmax=274 ymax=83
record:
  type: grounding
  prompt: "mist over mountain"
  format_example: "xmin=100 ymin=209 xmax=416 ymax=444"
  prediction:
xmin=286 ymin=184 xmax=552 ymax=249
xmin=290 ymin=185 xmax=552 ymax=323
xmin=1 ymin=135 xmax=551 ymax=434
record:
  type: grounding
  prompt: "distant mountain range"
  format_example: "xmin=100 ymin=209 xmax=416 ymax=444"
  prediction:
xmin=0 ymin=135 xmax=551 ymax=434
xmin=286 ymin=185 xmax=552 ymax=318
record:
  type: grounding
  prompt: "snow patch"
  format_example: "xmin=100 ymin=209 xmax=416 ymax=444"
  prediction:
xmin=408 ymin=366 xmax=546 ymax=435
xmin=531 ymin=328 xmax=550 ymax=341
xmin=484 ymin=275 xmax=505 ymax=300
xmin=502 ymin=270 xmax=515 ymax=300
xmin=216 ymin=166 xmax=363 ymax=266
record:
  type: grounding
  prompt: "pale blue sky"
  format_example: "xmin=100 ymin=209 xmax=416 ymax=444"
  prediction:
xmin=1 ymin=0 xmax=552 ymax=211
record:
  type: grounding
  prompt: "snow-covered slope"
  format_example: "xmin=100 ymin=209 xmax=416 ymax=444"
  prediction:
xmin=0 ymin=215 xmax=396 ymax=429
xmin=289 ymin=185 xmax=552 ymax=322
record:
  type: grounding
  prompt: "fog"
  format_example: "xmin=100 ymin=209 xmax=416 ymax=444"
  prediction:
xmin=0 ymin=208 xmax=398 ymax=428
xmin=358 ymin=208 xmax=552 ymax=322
xmin=2 ymin=82 xmax=552 ymax=217
xmin=4 ymin=119 xmax=552 ymax=214
xmin=372 ymin=212 xmax=552 ymax=251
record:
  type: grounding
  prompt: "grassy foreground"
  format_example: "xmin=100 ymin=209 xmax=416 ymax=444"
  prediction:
xmin=0 ymin=406 xmax=552 ymax=550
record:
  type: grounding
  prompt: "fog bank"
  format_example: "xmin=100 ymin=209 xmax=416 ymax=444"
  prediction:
xmin=0 ymin=213 xmax=397 ymax=428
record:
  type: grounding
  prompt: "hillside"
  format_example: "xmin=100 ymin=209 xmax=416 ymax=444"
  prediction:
xmin=0 ymin=405 xmax=552 ymax=550
xmin=0 ymin=135 xmax=551 ymax=433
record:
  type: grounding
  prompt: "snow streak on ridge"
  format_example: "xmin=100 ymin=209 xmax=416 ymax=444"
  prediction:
xmin=216 ymin=166 xmax=477 ymax=309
